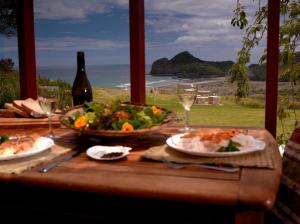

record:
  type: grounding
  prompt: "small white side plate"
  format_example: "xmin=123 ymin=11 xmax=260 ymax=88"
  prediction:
xmin=86 ymin=145 xmax=132 ymax=161
xmin=0 ymin=137 xmax=54 ymax=161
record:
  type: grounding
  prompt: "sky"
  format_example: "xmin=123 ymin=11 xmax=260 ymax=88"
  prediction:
xmin=0 ymin=0 xmax=266 ymax=67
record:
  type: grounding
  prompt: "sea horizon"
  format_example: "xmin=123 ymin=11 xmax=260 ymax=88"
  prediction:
xmin=37 ymin=64 xmax=181 ymax=89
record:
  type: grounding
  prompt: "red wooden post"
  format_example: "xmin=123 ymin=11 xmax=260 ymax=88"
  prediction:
xmin=265 ymin=0 xmax=280 ymax=138
xmin=129 ymin=0 xmax=145 ymax=104
xmin=16 ymin=0 xmax=37 ymax=99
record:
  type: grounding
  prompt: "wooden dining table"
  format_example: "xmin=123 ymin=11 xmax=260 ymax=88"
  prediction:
xmin=0 ymin=120 xmax=282 ymax=224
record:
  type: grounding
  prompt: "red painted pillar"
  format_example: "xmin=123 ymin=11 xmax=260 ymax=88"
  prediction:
xmin=129 ymin=0 xmax=145 ymax=104
xmin=16 ymin=0 xmax=37 ymax=99
xmin=265 ymin=0 xmax=280 ymax=138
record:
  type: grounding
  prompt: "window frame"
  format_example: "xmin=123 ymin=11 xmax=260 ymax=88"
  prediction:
xmin=17 ymin=0 xmax=280 ymax=137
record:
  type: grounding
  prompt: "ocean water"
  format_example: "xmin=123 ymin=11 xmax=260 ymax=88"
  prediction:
xmin=37 ymin=64 xmax=179 ymax=88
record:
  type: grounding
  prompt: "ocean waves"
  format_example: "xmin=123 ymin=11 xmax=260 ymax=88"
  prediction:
xmin=116 ymin=79 xmax=179 ymax=89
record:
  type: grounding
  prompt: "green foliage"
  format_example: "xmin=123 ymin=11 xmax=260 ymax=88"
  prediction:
xmin=38 ymin=75 xmax=71 ymax=89
xmin=229 ymin=63 xmax=249 ymax=98
xmin=231 ymin=1 xmax=248 ymax=29
xmin=179 ymin=62 xmax=224 ymax=78
xmin=0 ymin=0 xmax=17 ymax=37
xmin=249 ymin=51 xmax=300 ymax=82
xmin=236 ymin=96 xmax=265 ymax=109
xmin=170 ymin=51 xmax=201 ymax=64
xmin=231 ymin=0 xmax=300 ymax=143
xmin=230 ymin=2 xmax=267 ymax=99
xmin=37 ymin=75 xmax=72 ymax=110
xmin=150 ymin=51 xmax=234 ymax=78
xmin=217 ymin=140 xmax=241 ymax=152
xmin=0 ymin=135 xmax=9 ymax=143
xmin=248 ymin=64 xmax=266 ymax=81
xmin=0 ymin=58 xmax=14 ymax=72
xmin=63 ymin=101 xmax=171 ymax=131
xmin=206 ymin=61 xmax=235 ymax=73
xmin=0 ymin=70 xmax=19 ymax=108
xmin=273 ymin=1 xmax=300 ymax=143
xmin=0 ymin=70 xmax=71 ymax=109
xmin=84 ymin=101 xmax=105 ymax=114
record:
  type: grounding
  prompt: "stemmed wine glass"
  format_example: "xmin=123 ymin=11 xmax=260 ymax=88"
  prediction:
xmin=177 ymin=83 xmax=197 ymax=132
xmin=38 ymin=86 xmax=59 ymax=138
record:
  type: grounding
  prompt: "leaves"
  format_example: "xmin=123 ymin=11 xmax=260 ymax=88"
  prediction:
xmin=0 ymin=58 xmax=14 ymax=73
xmin=0 ymin=0 xmax=17 ymax=37
xmin=230 ymin=0 xmax=300 ymax=144
xmin=0 ymin=135 xmax=9 ymax=144
xmin=230 ymin=1 xmax=268 ymax=100
xmin=84 ymin=101 xmax=104 ymax=114
xmin=231 ymin=2 xmax=248 ymax=29
xmin=85 ymin=112 xmax=96 ymax=125
xmin=217 ymin=140 xmax=241 ymax=152
xmin=64 ymin=102 xmax=171 ymax=131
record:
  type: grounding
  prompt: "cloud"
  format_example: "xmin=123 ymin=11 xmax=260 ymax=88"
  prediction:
xmin=2 ymin=0 xmax=267 ymax=64
xmin=0 ymin=36 xmax=128 ymax=52
xmin=36 ymin=37 xmax=128 ymax=51
xmin=33 ymin=0 xmax=265 ymax=56
xmin=146 ymin=0 xmax=234 ymax=18
xmin=35 ymin=0 xmax=128 ymax=21
xmin=0 ymin=37 xmax=18 ymax=52
xmin=145 ymin=0 xmax=267 ymax=62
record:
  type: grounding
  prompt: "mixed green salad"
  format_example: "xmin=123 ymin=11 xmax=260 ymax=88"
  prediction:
xmin=62 ymin=101 xmax=172 ymax=131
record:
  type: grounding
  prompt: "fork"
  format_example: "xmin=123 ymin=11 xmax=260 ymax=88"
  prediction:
xmin=162 ymin=159 xmax=239 ymax=172
xmin=9 ymin=135 xmax=33 ymax=144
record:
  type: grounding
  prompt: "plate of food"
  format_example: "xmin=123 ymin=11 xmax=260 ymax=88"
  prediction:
xmin=60 ymin=101 xmax=176 ymax=137
xmin=86 ymin=145 xmax=132 ymax=161
xmin=0 ymin=135 xmax=54 ymax=161
xmin=166 ymin=128 xmax=266 ymax=157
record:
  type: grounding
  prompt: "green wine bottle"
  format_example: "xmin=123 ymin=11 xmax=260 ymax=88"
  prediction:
xmin=72 ymin=51 xmax=93 ymax=106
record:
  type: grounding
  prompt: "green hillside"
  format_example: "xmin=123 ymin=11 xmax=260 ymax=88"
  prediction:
xmin=150 ymin=51 xmax=234 ymax=78
xmin=249 ymin=51 xmax=300 ymax=81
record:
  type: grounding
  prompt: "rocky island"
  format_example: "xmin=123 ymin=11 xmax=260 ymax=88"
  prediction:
xmin=150 ymin=51 xmax=234 ymax=79
xmin=150 ymin=50 xmax=300 ymax=81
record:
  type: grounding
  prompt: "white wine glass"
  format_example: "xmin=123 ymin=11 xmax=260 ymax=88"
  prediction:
xmin=177 ymin=83 xmax=197 ymax=132
xmin=38 ymin=86 xmax=59 ymax=138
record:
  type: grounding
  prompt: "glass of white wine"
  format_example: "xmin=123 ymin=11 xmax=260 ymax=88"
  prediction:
xmin=177 ymin=83 xmax=197 ymax=132
xmin=38 ymin=86 xmax=59 ymax=138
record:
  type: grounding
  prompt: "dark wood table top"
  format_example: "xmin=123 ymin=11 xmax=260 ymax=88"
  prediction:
xmin=0 ymin=125 xmax=282 ymax=211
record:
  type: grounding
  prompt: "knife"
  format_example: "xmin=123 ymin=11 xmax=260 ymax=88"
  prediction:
xmin=38 ymin=149 xmax=83 ymax=173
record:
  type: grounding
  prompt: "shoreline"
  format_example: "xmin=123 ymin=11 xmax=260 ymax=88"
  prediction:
xmin=152 ymin=77 xmax=299 ymax=96
xmin=153 ymin=77 xmax=236 ymax=95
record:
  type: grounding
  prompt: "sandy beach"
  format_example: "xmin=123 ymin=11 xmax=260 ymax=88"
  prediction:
xmin=154 ymin=77 xmax=298 ymax=96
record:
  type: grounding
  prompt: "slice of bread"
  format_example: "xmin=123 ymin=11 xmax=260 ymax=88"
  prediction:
xmin=12 ymin=99 xmax=28 ymax=112
xmin=4 ymin=103 xmax=30 ymax=117
xmin=20 ymin=98 xmax=45 ymax=115
xmin=12 ymin=98 xmax=47 ymax=118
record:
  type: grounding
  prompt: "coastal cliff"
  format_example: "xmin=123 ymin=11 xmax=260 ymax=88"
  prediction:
xmin=150 ymin=51 xmax=234 ymax=78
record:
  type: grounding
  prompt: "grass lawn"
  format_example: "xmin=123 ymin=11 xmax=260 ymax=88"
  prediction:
xmin=152 ymin=94 xmax=265 ymax=128
xmin=93 ymin=87 xmax=299 ymax=142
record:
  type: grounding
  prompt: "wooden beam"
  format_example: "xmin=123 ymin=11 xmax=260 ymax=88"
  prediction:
xmin=129 ymin=0 xmax=145 ymax=104
xmin=265 ymin=0 xmax=280 ymax=138
xmin=16 ymin=0 xmax=37 ymax=99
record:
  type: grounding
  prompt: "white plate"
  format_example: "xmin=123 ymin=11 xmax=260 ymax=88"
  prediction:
xmin=166 ymin=133 xmax=266 ymax=157
xmin=0 ymin=137 xmax=54 ymax=161
xmin=86 ymin=145 xmax=132 ymax=161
